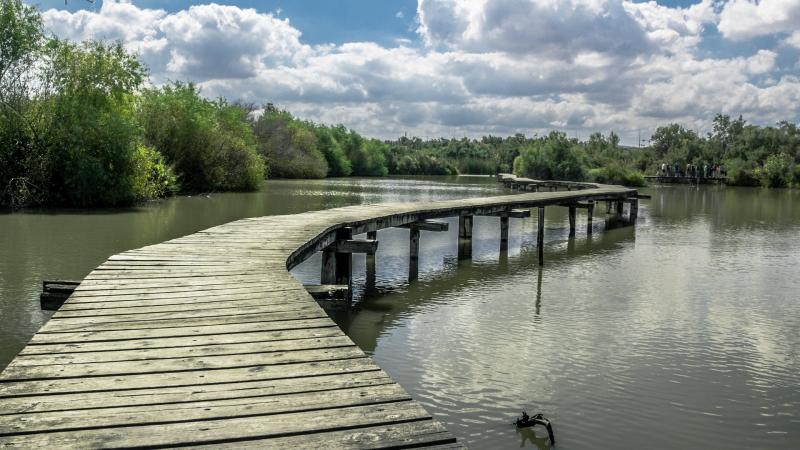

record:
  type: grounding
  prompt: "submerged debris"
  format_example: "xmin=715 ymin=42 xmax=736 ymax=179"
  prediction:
xmin=515 ymin=411 xmax=555 ymax=445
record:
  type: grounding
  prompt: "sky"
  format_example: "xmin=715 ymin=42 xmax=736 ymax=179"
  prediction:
xmin=27 ymin=0 xmax=800 ymax=144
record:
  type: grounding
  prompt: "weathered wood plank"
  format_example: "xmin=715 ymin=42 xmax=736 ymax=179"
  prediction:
xmin=0 ymin=346 xmax=366 ymax=380
xmin=0 ymin=384 xmax=412 ymax=436
xmin=0 ymin=358 xmax=379 ymax=398
xmin=0 ymin=401 xmax=432 ymax=448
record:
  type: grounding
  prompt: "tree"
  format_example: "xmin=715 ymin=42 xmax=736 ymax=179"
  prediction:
xmin=139 ymin=82 xmax=264 ymax=192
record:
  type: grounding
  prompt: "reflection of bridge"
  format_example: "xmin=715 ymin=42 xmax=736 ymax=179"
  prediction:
xmin=0 ymin=179 xmax=639 ymax=448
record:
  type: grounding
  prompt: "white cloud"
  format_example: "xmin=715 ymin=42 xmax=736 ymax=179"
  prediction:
xmin=718 ymin=0 xmax=800 ymax=41
xmin=37 ymin=0 xmax=800 ymax=144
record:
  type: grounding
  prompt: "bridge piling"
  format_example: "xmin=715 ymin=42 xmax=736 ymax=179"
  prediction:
xmin=366 ymin=230 xmax=377 ymax=292
xmin=409 ymin=227 xmax=420 ymax=280
xmin=537 ymin=207 xmax=545 ymax=266
xmin=500 ymin=215 xmax=509 ymax=251
xmin=568 ymin=206 xmax=576 ymax=237
xmin=458 ymin=215 xmax=473 ymax=260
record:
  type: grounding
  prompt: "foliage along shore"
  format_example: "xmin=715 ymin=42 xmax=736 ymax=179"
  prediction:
xmin=2 ymin=0 xmax=799 ymax=208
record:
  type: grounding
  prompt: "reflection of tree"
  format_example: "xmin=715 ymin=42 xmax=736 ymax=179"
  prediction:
xmin=647 ymin=185 xmax=800 ymax=231
xmin=334 ymin=223 xmax=635 ymax=353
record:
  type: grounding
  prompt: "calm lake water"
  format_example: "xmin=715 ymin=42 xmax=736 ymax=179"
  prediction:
xmin=1 ymin=176 xmax=798 ymax=449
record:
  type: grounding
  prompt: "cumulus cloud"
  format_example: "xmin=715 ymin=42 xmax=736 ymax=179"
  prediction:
xmin=417 ymin=0 xmax=653 ymax=59
xmin=37 ymin=0 xmax=800 ymax=144
xmin=718 ymin=0 xmax=800 ymax=42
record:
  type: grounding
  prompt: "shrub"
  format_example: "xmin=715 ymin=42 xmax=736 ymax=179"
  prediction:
xmin=513 ymin=132 xmax=588 ymax=181
xmin=41 ymin=41 xmax=157 ymax=206
xmin=139 ymin=82 xmax=265 ymax=191
xmin=757 ymin=153 xmax=793 ymax=188
xmin=252 ymin=107 xmax=328 ymax=179
xmin=725 ymin=158 xmax=760 ymax=187
xmin=588 ymin=164 xmax=645 ymax=187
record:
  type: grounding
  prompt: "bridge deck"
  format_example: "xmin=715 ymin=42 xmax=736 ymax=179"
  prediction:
xmin=0 ymin=184 xmax=635 ymax=448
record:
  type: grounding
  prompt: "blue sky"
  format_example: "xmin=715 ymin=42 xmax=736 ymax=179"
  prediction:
xmin=30 ymin=0 xmax=800 ymax=143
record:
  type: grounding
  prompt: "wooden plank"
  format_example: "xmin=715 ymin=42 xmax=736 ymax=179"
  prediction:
xmin=0 ymin=358 xmax=379 ymax=398
xmin=0 ymin=401 xmax=432 ymax=448
xmin=12 ymin=335 xmax=355 ymax=366
xmin=0 ymin=346 xmax=366 ymax=380
xmin=0 ymin=371 xmax=392 ymax=413
xmin=194 ymin=420 xmax=456 ymax=449
xmin=46 ymin=302 xmax=320 ymax=325
xmin=0 ymin=384 xmax=412 ymax=436
xmin=20 ymin=327 xmax=344 ymax=355
xmin=37 ymin=309 xmax=329 ymax=334
xmin=26 ymin=317 xmax=337 ymax=345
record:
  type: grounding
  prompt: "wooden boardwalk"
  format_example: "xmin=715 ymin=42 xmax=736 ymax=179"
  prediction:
xmin=0 ymin=180 xmax=637 ymax=448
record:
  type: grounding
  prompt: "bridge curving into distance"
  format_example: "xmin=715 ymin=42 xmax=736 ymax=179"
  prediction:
xmin=0 ymin=176 xmax=640 ymax=448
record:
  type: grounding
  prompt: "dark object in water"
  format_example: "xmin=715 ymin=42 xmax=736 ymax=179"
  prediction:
xmin=515 ymin=411 xmax=555 ymax=445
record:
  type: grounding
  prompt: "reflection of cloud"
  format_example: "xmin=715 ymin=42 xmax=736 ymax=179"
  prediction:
xmin=41 ymin=0 xmax=800 ymax=144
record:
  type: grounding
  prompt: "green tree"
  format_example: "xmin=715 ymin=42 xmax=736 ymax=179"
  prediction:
xmin=251 ymin=105 xmax=328 ymax=179
xmin=40 ymin=40 xmax=173 ymax=205
xmin=513 ymin=132 xmax=588 ymax=181
xmin=0 ymin=0 xmax=46 ymax=205
xmin=139 ymin=82 xmax=264 ymax=191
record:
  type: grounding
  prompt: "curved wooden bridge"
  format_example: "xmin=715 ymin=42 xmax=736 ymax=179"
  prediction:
xmin=0 ymin=177 xmax=639 ymax=448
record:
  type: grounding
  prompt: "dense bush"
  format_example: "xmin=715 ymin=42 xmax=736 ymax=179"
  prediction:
xmin=513 ymin=132 xmax=588 ymax=181
xmin=139 ymin=82 xmax=264 ymax=192
xmin=252 ymin=106 xmax=328 ymax=179
xmin=588 ymin=164 xmax=645 ymax=187
xmin=757 ymin=153 xmax=793 ymax=188
xmin=314 ymin=126 xmax=351 ymax=177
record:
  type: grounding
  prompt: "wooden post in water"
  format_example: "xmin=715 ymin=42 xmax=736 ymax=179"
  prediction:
xmin=500 ymin=215 xmax=509 ymax=251
xmin=459 ymin=215 xmax=473 ymax=239
xmin=568 ymin=205 xmax=576 ymax=237
xmin=321 ymin=227 xmax=355 ymax=287
xmin=458 ymin=214 xmax=473 ymax=260
xmin=629 ymin=198 xmax=639 ymax=224
xmin=336 ymin=228 xmax=353 ymax=286
xmin=616 ymin=200 xmax=624 ymax=216
xmin=366 ymin=230 xmax=377 ymax=292
xmin=409 ymin=227 xmax=420 ymax=280
xmin=587 ymin=200 xmax=594 ymax=235
xmin=537 ymin=207 xmax=545 ymax=266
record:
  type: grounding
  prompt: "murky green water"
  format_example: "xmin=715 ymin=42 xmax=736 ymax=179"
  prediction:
xmin=1 ymin=177 xmax=798 ymax=449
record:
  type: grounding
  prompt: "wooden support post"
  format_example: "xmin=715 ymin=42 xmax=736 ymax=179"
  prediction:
xmin=320 ymin=248 xmax=336 ymax=285
xmin=321 ymin=227 xmax=353 ymax=286
xmin=458 ymin=214 xmax=473 ymax=260
xmin=606 ymin=201 xmax=612 ymax=213
xmin=459 ymin=215 xmax=473 ymax=239
xmin=537 ymin=207 xmax=545 ymax=266
xmin=629 ymin=198 xmax=639 ymax=223
xmin=409 ymin=227 xmax=420 ymax=280
xmin=568 ymin=206 xmax=576 ymax=237
xmin=335 ymin=228 xmax=353 ymax=286
xmin=616 ymin=200 xmax=624 ymax=215
xmin=587 ymin=201 xmax=594 ymax=235
xmin=500 ymin=215 xmax=509 ymax=252
xmin=366 ymin=230 xmax=377 ymax=294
